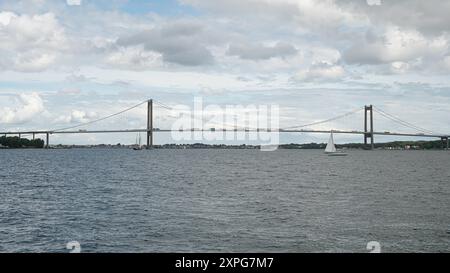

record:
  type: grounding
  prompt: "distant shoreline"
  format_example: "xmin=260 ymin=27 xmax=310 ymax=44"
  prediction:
xmin=1 ymin=134 xmax=447 ymax=150
xmin=48 ymin=139 xmax=450 ymax=150
xmin=1 ymin=140 xmax=447 ymax=150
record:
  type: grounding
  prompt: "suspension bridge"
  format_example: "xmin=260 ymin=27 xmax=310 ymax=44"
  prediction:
xmin=0 ymin=99 xmax=449 ymax=150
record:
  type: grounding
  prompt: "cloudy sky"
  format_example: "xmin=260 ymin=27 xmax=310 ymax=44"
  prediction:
xmin=0 ymin=0 xmax=449 ymax=145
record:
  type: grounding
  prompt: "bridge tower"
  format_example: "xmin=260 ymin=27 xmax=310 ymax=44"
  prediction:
xmin=46 ymin=132 xmax=49 ymax=149
xmin=364 ymin=105 xmax=374 ymax=150
xmin=147 ymin=99 xmax=153 ymax=149
xmin=441 ymin=136 xmax=449 ymax=150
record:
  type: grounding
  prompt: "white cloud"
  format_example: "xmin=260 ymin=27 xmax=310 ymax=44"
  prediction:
xmin=54 ymin=110 xmax=97 ymax=124
xmin=0 ymin=12 xmax=67 ymax=51
xmin=104 ymin=45 xmax=163 ymax=70
xmin=227 ymin=42 xmax=297 ymax=60
xmin=294 ymin=0 xmax=363 ymax=30
xmin=344 ymin=26 xmax=449 ymax=65
xmin=309 ymin=47 xmax=342 ymax=66
xmin=117 ymin=20 xmax=216 ymax=66
xmin=295 ymin=62 xmax=345 ymax=82
xmin=182 ymin=0 xmax=365 ymax=32
xmin=0 ymin=92 xmax=45 ymax=124
xmin=438 ymin=55 xmax=450 ymax=72
xmin=366 ymin=0 xmax=381 ymax=6
xmin=0 ymin=11 xmax=68 ymax=72
xmin=340 ymin=0 xmax=450 ymax=35
xmin=13 ymin=51 xmax=57 ymax=72
xmin=390 ymin=61 xmax=413 ymax=74
xmin=0 ymin=11 xmax=16 ymax=25
xmin=66 ymin=0 xmax=82 ymax=6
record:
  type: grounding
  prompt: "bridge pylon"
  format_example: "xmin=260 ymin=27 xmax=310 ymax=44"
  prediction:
xmin=147 ymin=99 xmax=153 ymax=149
xmin=441 ymin=136 xmax=449 ymax=150
xmin=46 ymin=132 xmax=49 ymax=149
xmin=364 ymin=105 xmax=374 ymax=150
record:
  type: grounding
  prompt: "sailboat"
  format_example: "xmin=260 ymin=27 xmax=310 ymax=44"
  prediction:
xmin=133 ymin=133 xmax=143 ymax=150
xmin=325 ymin=131 xmax=347 ymax=156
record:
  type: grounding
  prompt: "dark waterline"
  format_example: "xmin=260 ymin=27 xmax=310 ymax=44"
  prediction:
xmin=0 ymin=149 xmax=449 ymax=252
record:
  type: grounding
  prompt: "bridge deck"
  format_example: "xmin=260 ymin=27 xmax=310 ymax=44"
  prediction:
xmin=0 ymin=129 xmax=447 ymax=138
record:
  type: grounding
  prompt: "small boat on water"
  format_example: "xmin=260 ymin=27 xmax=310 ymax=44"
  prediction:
xmin=133 ymin=133 xmax=143 ymax=150
xmin=325 ymin=131 xmax=347 ymax=156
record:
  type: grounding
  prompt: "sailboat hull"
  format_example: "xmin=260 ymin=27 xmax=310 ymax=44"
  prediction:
xmin=327 ymin=152 xmax=348 ymax=156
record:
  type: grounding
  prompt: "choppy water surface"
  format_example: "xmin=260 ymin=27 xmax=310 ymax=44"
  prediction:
xmin=0 ymin=149 xmax=449 ymax=252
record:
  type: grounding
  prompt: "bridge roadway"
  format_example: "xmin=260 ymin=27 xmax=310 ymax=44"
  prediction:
xmin=0 ymin=128 xmax=448 ymax=138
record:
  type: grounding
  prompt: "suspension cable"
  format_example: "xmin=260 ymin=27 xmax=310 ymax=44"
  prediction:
xmin=281 ymin=107 xmax=363 ymax=130
xmin=52 ymin=100 xmax=148 ymax=132
xmin=155 ymin=100 xmax=364 ymax=131
xmin=154 ymin=100 xmax=259 ymax=130
xmin=154 ymin=101 xmax=173 ymax=110
xmin=372 ymin=106 xmax=436 ymax=135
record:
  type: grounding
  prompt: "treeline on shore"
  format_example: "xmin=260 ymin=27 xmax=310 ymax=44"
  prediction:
xmin=149 ymin=141 xmax=447 ymax=149
xmin=280 ymin=140 xmax=446 ymax=150
xmin=340 ymin=140 xmax=446 ymax=150
xmin=0 ymin=137 xmax=446 ymax=150
xmin=0 ymin=136 xmax=45 ymax=148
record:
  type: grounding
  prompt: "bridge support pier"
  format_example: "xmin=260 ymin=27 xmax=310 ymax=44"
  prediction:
xmin=46 ymin=132 xmax=49 ymax=149
xmin=441 ymin=137 xmax=449 ymax=150
xmin=364 ymin=105 xmax=374 ymax=150
xmin=147 ymin=99 xmax=153 ymax=149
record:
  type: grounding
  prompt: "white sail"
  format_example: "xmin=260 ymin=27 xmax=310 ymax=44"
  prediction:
xmin=325 ymin=132 xmax=337 ymax=153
